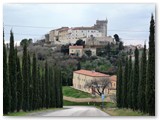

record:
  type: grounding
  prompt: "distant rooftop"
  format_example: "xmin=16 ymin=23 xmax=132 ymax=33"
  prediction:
xmin=109 ymin=75 xmax=117 ymax=81
xmin=72 ymin=26 xmax=95 ymax=30
xmin=74 ymin=69 xmax=109 ymax=77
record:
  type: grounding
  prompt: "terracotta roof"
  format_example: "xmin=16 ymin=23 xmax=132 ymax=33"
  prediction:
xmin=109 ymin=75 xmax=117 ymax=81
xmin=69 ymin=46 xmax=83 ymax=49
xmin=59 ymin=28 xmax=69 ymax=32
xmin=74 ymin=69 xmax=109 ymax=77
xmin=51 ymin=27 xmax=69 ymax=31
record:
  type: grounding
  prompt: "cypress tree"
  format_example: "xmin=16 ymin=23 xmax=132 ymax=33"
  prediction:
xmin=55 ymin=67 xmax=63 ymax=108
xmin=16 ymin=56 xmax=23 ymax=112
xmin=37 ymin=65 xmax=41 ymax=109
xmin=138 ymin=44 xmax=147 ymax=112
xmin=9 ymin=30 xmax=17 ymax=112
xmin=28 ymin=54 xmax=32 ymax=111
xmin=42 ymin=68 xmax=46 ymax=108
xmin=77 ymin=61 xmax=81 ymax=70
xmin=54 ymin=67 xmax=58 ymax=108
xmin=49 ymin=67 xmax=56 ymax=108
xmin=116 ymin=59 xmax=123 ymax=108
xmin=127 ymin=54 xmax=133 ymax=108
xmin=146 ymin=14 xmax=155 ymax=115
xmin=39 ymin=67 xmax=43 ymax=108
xmin=32 ymin=53 xmax=37 ymax=110
xmin=122 ymin=57 xmax=128 ymax=108
xmin=132 ymin=47 xmax=139 ymax=110
xmin=45 ymin=61 xmax=50 ymax=108
xmin=3 ymin=32 xmax=11 ymax=114
xmin=130 ymin=68 xmax=134 ymax=109
xmin=22 ymin=43 xmax=29 ymax=111
xmin=58 ymin=69 xmax=63 ymax=108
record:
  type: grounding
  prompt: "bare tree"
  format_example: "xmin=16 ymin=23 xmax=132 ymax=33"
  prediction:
xmin=85 ymin=77 xmax=111 ymax=96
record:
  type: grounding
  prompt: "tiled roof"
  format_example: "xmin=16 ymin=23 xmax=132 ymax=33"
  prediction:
xmin=69 ymin=46 xmax=83 ymax=49
xmin=72 ymin=27 xmax=95 ymax=30
xmin=109 ymin=75 xmax=117 ymax=81
xmin=74 ymin=69 xmax=109 ymax=77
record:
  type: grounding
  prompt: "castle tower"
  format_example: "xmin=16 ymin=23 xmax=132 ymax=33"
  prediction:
xmin=94 ymin=18 xmax=108 ymax=37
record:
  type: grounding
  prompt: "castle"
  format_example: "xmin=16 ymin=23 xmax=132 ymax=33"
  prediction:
xmin=45 ymin=18 xmax=114 ymax=45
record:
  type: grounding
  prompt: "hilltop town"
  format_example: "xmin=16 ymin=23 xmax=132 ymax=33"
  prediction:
xmin=4 ymin=15 xmax=154 ymax=116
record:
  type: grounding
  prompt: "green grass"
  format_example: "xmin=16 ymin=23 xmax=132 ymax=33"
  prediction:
xmin=5 ymin=111 xmax=28 ymax=116
xmin=63 ymin=86 xmax=91 ymax=98
xmin=104 ymin=108 xmax=148 ymax=116
xmin=63 ymin=100 xmax=116 ymax=107
xmin=5 ymin=108 xmax=63 ymax=116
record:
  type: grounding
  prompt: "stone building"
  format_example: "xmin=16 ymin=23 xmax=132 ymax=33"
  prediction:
xmin=85 ymin=36 xmax=114 ymax=46
xmin=69 ymin=46 xmax=84 ymax=57
xmin=47 ymin=19 xmax=112 ymax=45
xmin=72 ymin=69 xmax=117 ymax=95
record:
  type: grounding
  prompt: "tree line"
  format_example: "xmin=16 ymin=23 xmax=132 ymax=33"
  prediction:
xmin=3 ymin=30 xmax=63 ymax=114
xmin=116 ymin=15 xmax=155 ymax=115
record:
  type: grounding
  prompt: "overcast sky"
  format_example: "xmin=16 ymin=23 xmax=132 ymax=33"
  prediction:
xmin=3 ymin=3 xmax=155 ymax=46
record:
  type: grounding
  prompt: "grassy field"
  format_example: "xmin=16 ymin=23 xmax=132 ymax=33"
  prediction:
xmin=5 ymin=108 xmax=63 ymax=116
xmin=63 ymin=86 xmax=91 ymax=98
xmin=103 ymin=108 xmax=148 ymax=116
xmin=63 ymin=100 xmax=116 ymax=107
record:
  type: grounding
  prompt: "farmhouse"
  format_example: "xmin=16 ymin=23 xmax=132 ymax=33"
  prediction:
xmin=72 ymin=69 xmax=117 ymax=95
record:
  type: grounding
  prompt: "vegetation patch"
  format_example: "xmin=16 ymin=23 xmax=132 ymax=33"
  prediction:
xmin=63 ymin=86 xmax=91 ymax=98
xmin=104 ymin=108 xmax=148 ymax=116
xmin=5 ymin=108 xmax=63 ymax=116
xmin=63 ymin=100 xmax=115 ymax=107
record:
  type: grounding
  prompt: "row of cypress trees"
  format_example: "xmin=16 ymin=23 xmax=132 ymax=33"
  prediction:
xmin=116 ymin=15 xmax=155 ymax=115
xmin=3 ymin=30 xmax=63 ymax=115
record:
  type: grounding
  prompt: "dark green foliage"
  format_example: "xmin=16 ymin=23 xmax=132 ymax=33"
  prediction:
xmin=138 ymin=44 xmax=147 ymax=112
xmin=77 ymin=61 xmax=81 ymax=70
xmin=105 ymin=43 xmax=111 ymax=56
xmin=132 ymin=47 xmax=139 ymax=110
xmin=116 ymin=59 xmax=123 ymax=108
xmin=74 ymin=39 xmax=85 ymax=46
xmin=122 ymin=57 xmax=128 ymax=108
xmin=27 ymin=54 xmax=32 ymax=111
xmin=49 ymin=67 xmax=56 ymax=108
xmin=3 ymin=34 xmax=11 ymax=114
xmin=54 ymin=67 xmax=63 ymax=108
xmin=39 ymin=67 xmax=43 ymax=108
xmin=4 ymin=30 xmax=63 ymax=114
xmin=22 ymin=43 xmax=29 ymax=111
xmin=85 ymin=50 xmax=92 ymax=57
xmin=61 ymin=44 xmax=70 ymax=55
xmin=16 ymin=56 xmax=23 ymax=112
xmin=9 ymin=30 xmax=17 ymax=112
xmin=37 ymin=65 xmax=41 ymax=109
xmin=32 ymin=53 xmax=37 ymax=110
xmin=146 ymin=14 xmax=155 ymax=116
xmin=119 ymin=41 xmax=124 ymax=50
xmin=114 ymin=34 xmax=120 ymax=42
xmin=127 ymin=55 xmax=133 ymax=108
xmin=20 ymin=38 xmax=32 ymax=47
xmin=42 ymin=68 xmax=46 ymax=108
xmin=45 ymin=61 xmax=50 ymax=108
